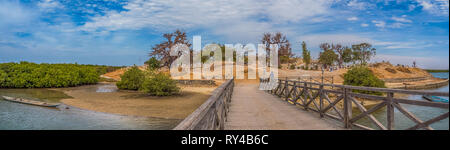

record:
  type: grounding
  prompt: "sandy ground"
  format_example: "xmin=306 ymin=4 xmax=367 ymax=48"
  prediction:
xmin=59 ymin=84 xmax=216 ymax=119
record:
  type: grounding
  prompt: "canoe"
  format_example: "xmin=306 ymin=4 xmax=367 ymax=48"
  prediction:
xmin=423 ymin=95 xmax=449 ymax=103
xmin=1 ymin=96 xmax=60 ymax=107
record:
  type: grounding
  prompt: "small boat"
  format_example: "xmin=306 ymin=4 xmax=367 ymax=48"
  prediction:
xmin=423 ymin=95 xmax=449 ymax=103
xmin=1 ymin=96 xmax=60 ymax=107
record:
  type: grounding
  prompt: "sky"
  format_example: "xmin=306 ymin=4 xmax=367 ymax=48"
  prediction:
xmin=0 ymin=0 xmax=449 ymax=69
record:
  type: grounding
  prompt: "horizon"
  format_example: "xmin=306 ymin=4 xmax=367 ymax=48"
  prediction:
xmin=0 ymin=0 xmax=449 ymax=69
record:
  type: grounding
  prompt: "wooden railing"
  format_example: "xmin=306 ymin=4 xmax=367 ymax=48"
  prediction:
xmin=264 ymin=79 xmax=449 ymax=130
xmin=173 ymin=78 xmax=234 ymax=130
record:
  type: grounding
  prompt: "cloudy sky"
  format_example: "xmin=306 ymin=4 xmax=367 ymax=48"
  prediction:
xmin=0 ymin=0 xmax=449 ymax=69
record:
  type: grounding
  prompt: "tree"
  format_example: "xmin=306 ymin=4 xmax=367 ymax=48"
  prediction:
xmin=332 ymin=44 xmax=346 ymax=68
xmin=261 ymin=32 xmax=292 ymax=64
xmin=319 ymin=43 xmax=338 ymax=68
xmin=351 ymin=43 xmax=376 ymax=65
xmin=413 ymin=61 xmax=416 ymax=68
xmin=342 ymin=47 xmax=353 ymax=65
xmin=301 ymin=41 xmax=311 ymax=69
xmin=319 ymin=49 xmax=338 ymax=69
xmin=150 ymin=30 xmax=191 ymax=67
xmin=145 ymin=57 xmax=161 ymax=70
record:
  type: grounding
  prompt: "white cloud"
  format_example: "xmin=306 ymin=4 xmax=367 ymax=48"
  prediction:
xmin=347 ymin=16 xmax=358 ymax=21
xmin=37 ymin=0 xmax=64 ymax=12
xmin=391 ymin=16 xmax=412 ymax=23
xmin=347 ymin=0 xmax=373 ymax=10
xmin=372 ymin=20 xmax=386 ymax=28
xmin=0 ymin=1 xmax=37 ymax=25
xmin=416 ymin=0 xmax=449 ymax=15
xmin=81 ymin=0 xmax=335 ymax=33
xmin=361 ymin=23 xmax=369 ymax=27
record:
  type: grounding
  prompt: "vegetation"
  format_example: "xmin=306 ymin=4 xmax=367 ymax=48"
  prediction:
xmin=145 ymin=57 xmax=161 ymax=70
xmin=116 ymin=66 xmax=145 ymax=90
xmin=425 ymin=69 xmax=449 ymax=73
xmin=0 ymin=62 xmax=114 ymax=88
xmin=343 ymin=66 xmax=386 ymax=95
xmin=351 ymin=43 xmax=376 ymax=65
xmin=140 ymin=72 xmax=180 ymax=96
xmin=301 ymin=41 xmax=311 ymax=69
xmin=289 ymin=64 xmax=296 ymax=70
xmin=318 ymin=47 xmax=338 ymax=68
xmin=116 ymin=65 xmax=179 ymax=96
xmin=261 ymin=32 xmax=292 ymax=64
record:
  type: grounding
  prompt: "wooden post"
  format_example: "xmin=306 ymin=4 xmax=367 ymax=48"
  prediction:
xmin=285 ymin=77 xmax=288 ymax=100
xmin=331 ymin=77 xmax=334 ymax=89
xmin=304 ymin=82 xmax=308 ymax=111
xmin=343 ymin=88 xmax=352 ymax=129
xmin=387 ymin=92 xmax=395 ymax=130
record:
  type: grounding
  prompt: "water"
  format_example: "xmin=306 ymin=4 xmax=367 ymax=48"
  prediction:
xmin=355 ymin=72 xmax=449 ymax=130
xmin=0 ymin=86 xmax=181 ymax=130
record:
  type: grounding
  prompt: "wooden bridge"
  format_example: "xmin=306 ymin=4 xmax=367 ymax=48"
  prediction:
xmin=174 ymin=78 xmax=449 ymax=130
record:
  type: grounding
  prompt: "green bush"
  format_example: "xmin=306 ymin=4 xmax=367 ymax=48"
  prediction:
xmin=0 ymin=62 xmax=102 ymax=88
xmin=140 ymin=72 xmax=180 ymax=96
xmin=343 ymin=66 xmax=386 ymax=95
xmin=145 ymin=57 xmax=161 ymax=70
xmin=116 ymin=66 xmax=145 ymax=90
xmin=279 ymin=56 xmax=290 ymax=64
xmin=289 ymin=64 xmax=296 ymax=70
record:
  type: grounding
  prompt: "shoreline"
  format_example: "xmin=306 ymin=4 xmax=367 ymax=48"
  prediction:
xmin=56 ymin=83 xmax=217 ymax=119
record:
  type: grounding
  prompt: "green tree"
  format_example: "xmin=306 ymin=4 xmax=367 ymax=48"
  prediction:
xmin=145 ymin=57 xmax=161 ymax=70
xmin=140 ymin=72 xmax=180 ymax=96
xmin=342 ymin=47 xmax=353 ymax=65
xmin=319 ymin=43 xmax=338 ymax=68
xmin=351 ymin=43 xmax=376 ymax=65
xmin=116 ymin=66 xmax=145 ymax=90
xmin=343 ymin=66 xmax=385 ymax=95
xmin=301 ymin=41 xmax=311 ymax=69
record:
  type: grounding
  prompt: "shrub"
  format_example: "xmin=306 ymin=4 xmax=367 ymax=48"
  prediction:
xmin=116 ymin=66 xmax=145 ymax=90
xmin=343 ymin=66 xmax=385 ymax=95
xmin=140 ymin=72 xmax=180 ymax=96
xmin=279 ymin=56 xmax=290 ymax=64
xmin=145 ymin=57 xmax=161 ymax=70
xmin=289 ymin=64 xmax=296 ymax=70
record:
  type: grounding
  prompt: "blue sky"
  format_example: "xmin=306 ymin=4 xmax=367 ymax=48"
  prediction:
xmin=0 ymin=0 xmax=449 ymax=69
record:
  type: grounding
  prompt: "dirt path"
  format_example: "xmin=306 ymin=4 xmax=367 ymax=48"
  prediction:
xmin=224 ymin=83 xmax=344 ymax=130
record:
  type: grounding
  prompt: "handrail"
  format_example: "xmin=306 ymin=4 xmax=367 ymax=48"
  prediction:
xmin=173 ymin=78 xmax=234 ymax=130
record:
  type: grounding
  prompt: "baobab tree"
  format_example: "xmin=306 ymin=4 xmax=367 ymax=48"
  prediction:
xmin=331 ymin=44 xmax=346 ymax=68
xmin=150 ymin=30 xmax=191 ymax=67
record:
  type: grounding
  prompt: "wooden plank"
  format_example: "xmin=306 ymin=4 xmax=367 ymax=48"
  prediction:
xmin=350 ymin=101 xmax=387 ymax=123
xmin=407 ymin=112 xmax=449 ymax=130
xmin=393 ymin=98 xmax=449 ymax=109
xmin=392 ymin=102 xmax=433 ymax=130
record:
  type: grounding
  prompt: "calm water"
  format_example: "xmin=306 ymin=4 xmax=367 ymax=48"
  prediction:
xmin=356 ymin=72 xmax=449 ymax=130
xmin=0 ymin=85 xmax=180 ymax=130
